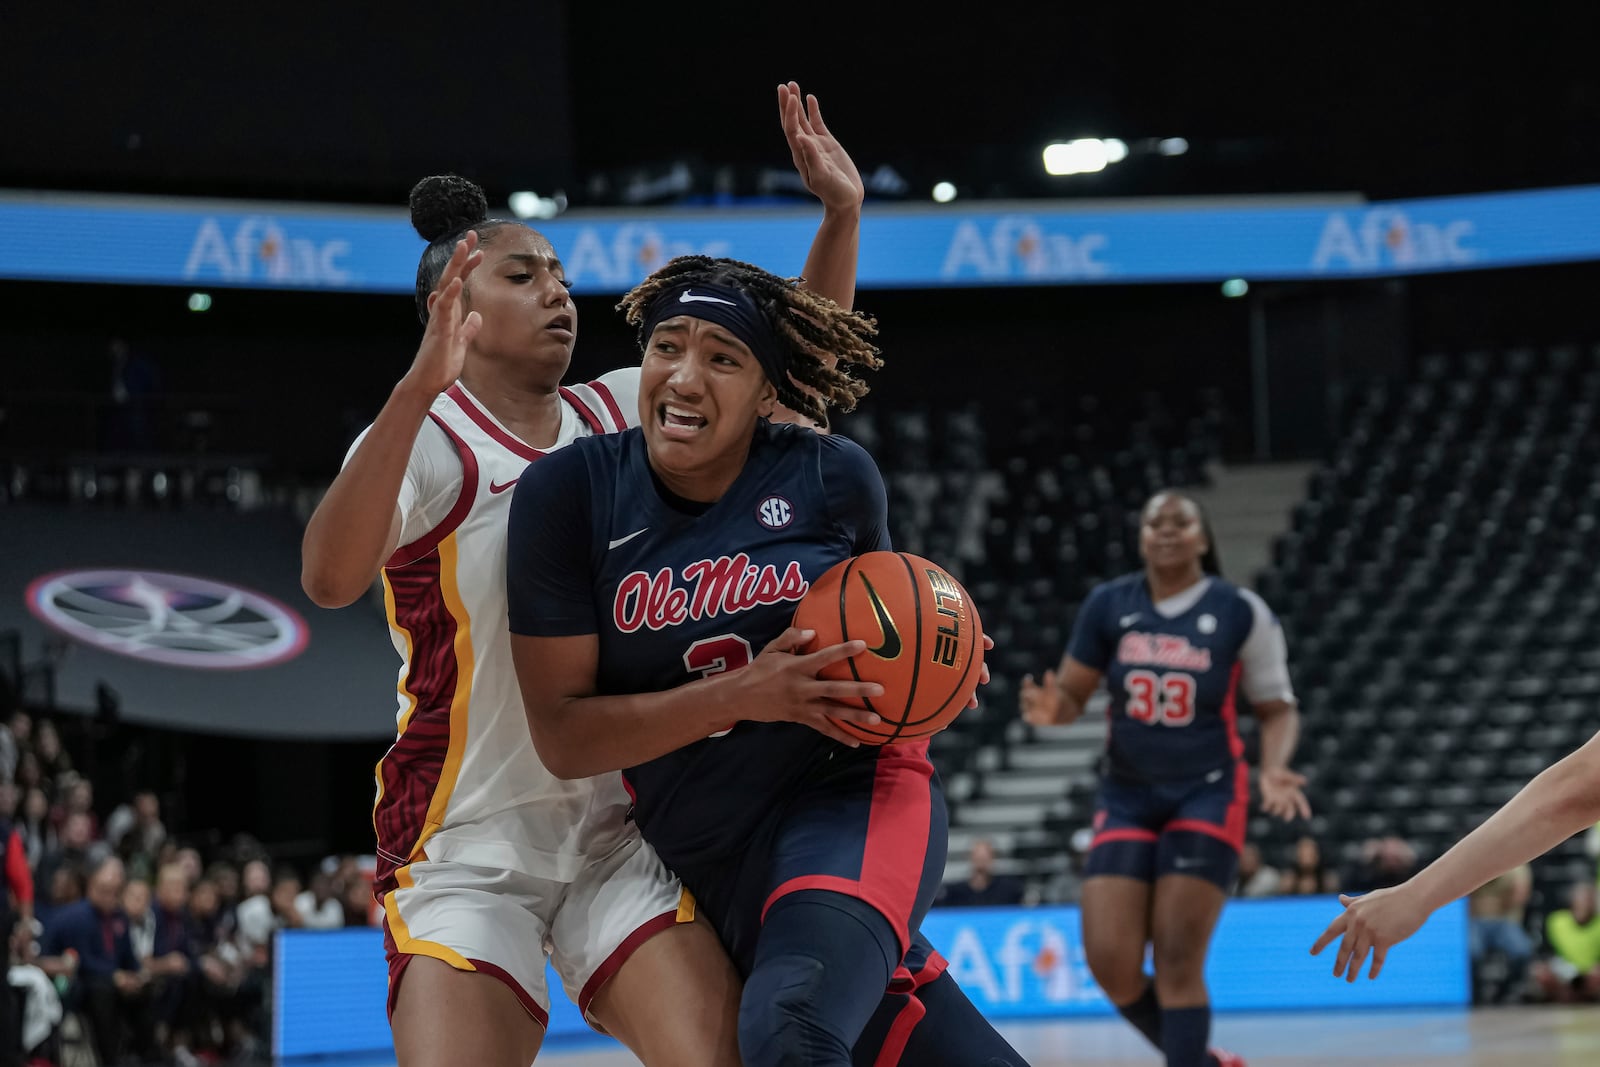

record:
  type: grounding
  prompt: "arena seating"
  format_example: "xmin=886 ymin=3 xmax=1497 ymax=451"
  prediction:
xmin=835 ymin=387 xmax=1228 ymax=897
xmin=1252 ymin=342 xmax=1600 ymax=909
xmin=914 ymin=341 xmax=1600 ymax=917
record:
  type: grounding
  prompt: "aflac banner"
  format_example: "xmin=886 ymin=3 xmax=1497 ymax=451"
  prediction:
xmin=9 ymin=184 xmax=1600 ymax=295
xmin=923 ymin=897 xmax=1469 ymax=1017
xmin=274 ymin=897 xmax=1468 ymax=1059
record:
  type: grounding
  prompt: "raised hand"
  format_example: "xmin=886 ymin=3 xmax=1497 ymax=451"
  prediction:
xmin=1260 ymin=767 xmax=1313 ymax=821
xmin=1310 ymin=884 xmax=1433 ymax=982
xmin=778 ymin=82 xmax=864 ymax=213
xmin=727 ymin=627 xmax=884 ymax=746
xmin=1020 ymin=669 xmax=1066 ymax=726
xmin=404 ymin=231 xmax=484 ymax=397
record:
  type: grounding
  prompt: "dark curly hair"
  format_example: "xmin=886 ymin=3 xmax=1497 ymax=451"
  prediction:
xmin=616 ymin=255 xmax=882 ymax=425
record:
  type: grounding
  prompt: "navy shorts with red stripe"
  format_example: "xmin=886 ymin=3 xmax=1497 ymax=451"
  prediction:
xmin=676 ymin=740 xmax=948 ymax=977
xmin=1084 ymin=762 xmax=1248 ymax=890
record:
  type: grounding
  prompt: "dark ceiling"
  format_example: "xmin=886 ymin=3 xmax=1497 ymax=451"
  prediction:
xmin=6 ymin=6 xmax=1597 ymax=207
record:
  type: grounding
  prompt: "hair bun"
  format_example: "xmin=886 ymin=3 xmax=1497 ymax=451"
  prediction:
xmin=409 ymin=175 xmax=488 ymax=242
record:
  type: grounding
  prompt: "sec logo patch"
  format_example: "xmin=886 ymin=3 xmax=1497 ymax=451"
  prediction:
xmin=757 ymin=496 xmax=794 ymax=529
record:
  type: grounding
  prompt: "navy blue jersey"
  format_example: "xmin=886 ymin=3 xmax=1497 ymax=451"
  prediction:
xmin=1068 ymin=573 xmax=1266 ymax=782
xmin=506 ymin=420 xmax=893 ymax=870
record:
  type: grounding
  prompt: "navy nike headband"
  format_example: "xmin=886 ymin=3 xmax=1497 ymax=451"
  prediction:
xmin=640 ymin=282 xmax=789 ymax=388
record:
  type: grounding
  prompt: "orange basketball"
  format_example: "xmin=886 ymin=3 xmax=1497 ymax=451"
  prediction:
xmin=792 ymin=551 xmax=985 ymax=744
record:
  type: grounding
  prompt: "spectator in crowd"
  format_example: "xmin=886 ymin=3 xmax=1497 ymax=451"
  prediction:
xmin=32 ymin=721 xmax=71 ymax=783
xmin=939 ymin=838 xmax=1026 ymax=907
xmin=294 ymin=869 xmax=343 ymax=930
xmin=106 ymin=790 xmax=167 ymax=882
xmin=238 ymin=860 xmax=269 ymax=907
xmin=0 ymin=711 xmax=17 ymax=785
xmin=36 ymin=867 xmax=84 ymax=930
xmin=1280 ymin=835 xmax=1339 ymax=895
xmin=0 ymin=781 xmax=31 ymax=1067
xmin=37 ymin=856 xmax=157 ymax=1064
xmin=17 ymin=787 xmax=55 ymax=871
xmin=1235 ymin=842 xmax=1282 ymax=897
xmin=215 ymin=866 xmax=290 ymax=1061
xmin=34 ymin=812 xmax=109 ymax=905
xmin=1532 ymin=882 xmax=1600 ymax=1003
xmin=53 ymin=774 xmax=96 ymax=839
xmin=7 ymin=711 xmax=31 ymax=759
xmin=174 ymin=847 xmax=203 ymax=889
xmin=340 ymin=872 xmax=376 ymax=928
xmin=123 ymin=878 xmax=155 ymax=964
xmin=188 ymin=880 xmax=224 ymax=952
xmin=1342 ymin=835 xmax=1418 ymax=894
xmin=189 ymin=877 xmax=247 ymax=1060
xmin=13 ymin=753 xmax=41 ymax=799
xmin=147 ymin=864 xmax=196 ymax=1061
xmin=1469 ymin=864 xmax=1534 ymax=994
xmin=205 ymin=862 xmax=241 ymax=937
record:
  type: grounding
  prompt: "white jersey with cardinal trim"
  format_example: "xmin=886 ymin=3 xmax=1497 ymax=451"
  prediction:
xmin=350 ymin=370 xmax=640 ymax=889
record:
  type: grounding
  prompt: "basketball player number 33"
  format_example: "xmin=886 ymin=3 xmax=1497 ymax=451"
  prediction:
xmin=1124 ymin=670 xmax=1196 ymax=727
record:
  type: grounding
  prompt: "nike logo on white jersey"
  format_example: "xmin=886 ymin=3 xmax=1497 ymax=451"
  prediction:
xmin=608 ymin=528 xmax=649 ymax=550
xmin=1119 ymin=613 xmax=1142 ymax=627
xmin=679 ymin=290 xmax=736 ymax=306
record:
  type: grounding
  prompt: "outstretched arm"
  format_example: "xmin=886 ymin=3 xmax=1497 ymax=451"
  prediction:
xmin=301 ymin=234 xmax=483 ymax=606
xmin=1311 ymin=728 xmax=1600 ymax=980
xmin=781 ymin=82 xmax=864 ymax=318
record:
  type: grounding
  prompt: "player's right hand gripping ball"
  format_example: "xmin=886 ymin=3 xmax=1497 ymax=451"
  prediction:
xmin=793 ymin=551 xmax=985 ymax=744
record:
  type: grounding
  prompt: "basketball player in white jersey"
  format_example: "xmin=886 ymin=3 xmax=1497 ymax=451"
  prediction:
xmin=301 ymin=84 xmax=866 ymax=1067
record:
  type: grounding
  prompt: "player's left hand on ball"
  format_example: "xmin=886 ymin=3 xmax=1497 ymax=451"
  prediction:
xmin=1310 ymin=884 xmax=1430 ymax=982
xmin=966 ymin=634 xmax=995 ymax=709
xmin=1259 ymin=767 xmax=1312 ymax=821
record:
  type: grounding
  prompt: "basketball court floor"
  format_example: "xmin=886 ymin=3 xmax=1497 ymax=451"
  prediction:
xmin=319 ymin=1006 xmax=1600 ymax=1066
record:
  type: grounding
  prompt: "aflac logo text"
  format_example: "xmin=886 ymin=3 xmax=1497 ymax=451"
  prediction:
xmin=184 ymin=217 xmax=352 ymax=285
xmin=565 ymin=224 xmax=733 ymax=289
xmin=943 ymin=919 xmax=1105 ymax=1009
xmin=941 ymin=215 xmax=1111 ymax=281
xmin=1311 ymin=208 xmax=1474 ymax=272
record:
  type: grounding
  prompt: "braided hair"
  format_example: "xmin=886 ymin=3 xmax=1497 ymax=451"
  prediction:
xmin=616 ymin=256 xmax=882 ymax=426
xmin=409 ymin=174 xmax=524 ymax=324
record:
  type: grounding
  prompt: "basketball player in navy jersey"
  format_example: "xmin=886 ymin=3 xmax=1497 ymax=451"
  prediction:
xmin=1020 ymin=490 xmax=1309 ymax=1067
xmin=303 ymin=86 xmax=871 ymax=1067
xmin=506 ymin=256 xmax=1028 ymax=1067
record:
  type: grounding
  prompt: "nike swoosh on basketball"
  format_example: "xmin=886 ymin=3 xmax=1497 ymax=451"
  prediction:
xmin=489 ymin=479 xmax=520 ymax=494
xmin=857 ymin=573 xmax=903 ymax=660
xmin=608 ymin=528 xmax=649 ymax=550
xmin=679 ymin=290 xmax=737 ymax=306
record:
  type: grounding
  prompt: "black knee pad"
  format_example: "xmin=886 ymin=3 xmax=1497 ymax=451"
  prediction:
xmin=738 ymin=952 xmax=834 ymax=1067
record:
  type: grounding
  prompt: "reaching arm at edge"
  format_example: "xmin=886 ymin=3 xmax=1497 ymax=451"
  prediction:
xmin=1410 ymin=729 xmax=1600 ymax=911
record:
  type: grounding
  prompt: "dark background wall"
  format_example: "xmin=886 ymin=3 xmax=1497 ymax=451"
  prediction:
xmin=8 ymin=4 xmax=1600 ymax=864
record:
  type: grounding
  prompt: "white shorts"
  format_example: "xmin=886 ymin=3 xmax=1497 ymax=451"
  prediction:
xmin=380 ymin=831 xmax=690 ymax=1029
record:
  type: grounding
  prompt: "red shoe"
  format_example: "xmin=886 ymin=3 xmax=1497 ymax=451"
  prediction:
xmin=1210 ymin=1050 xmax=1247 ymax=1067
